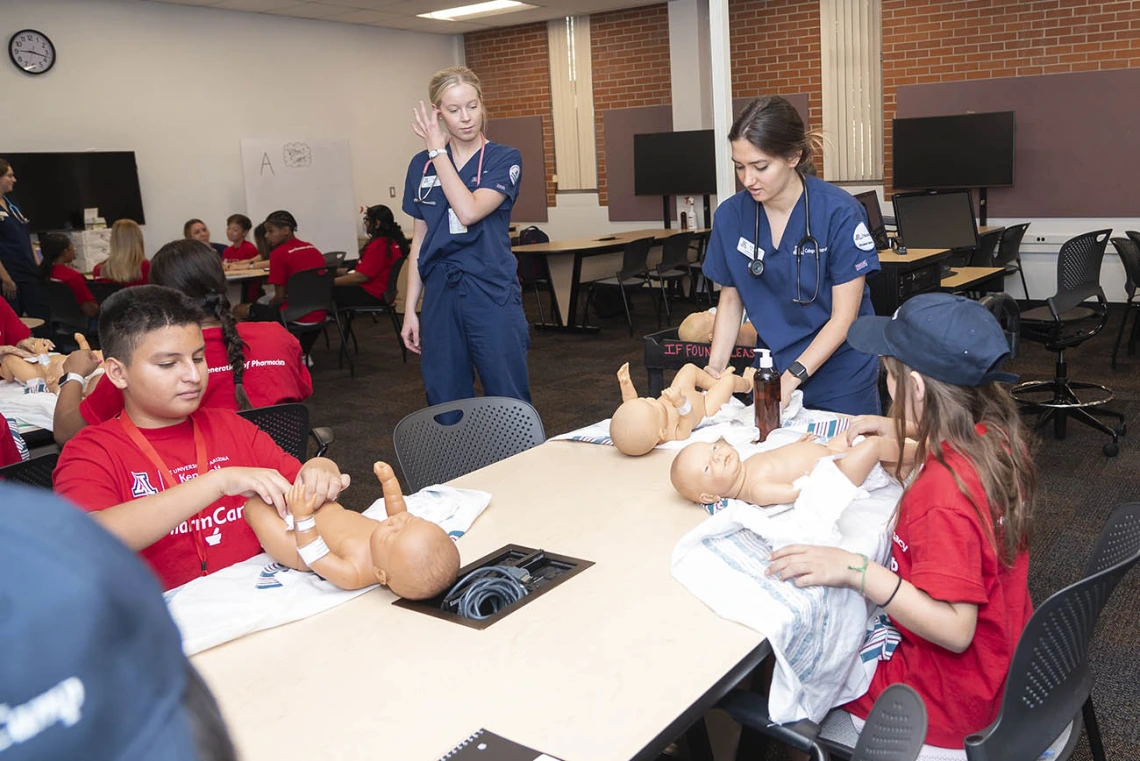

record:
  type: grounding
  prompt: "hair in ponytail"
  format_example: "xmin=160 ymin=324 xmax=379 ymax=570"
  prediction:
xmin=150 ymin=239 xmax=252 ymax=410
xmin=363 ymin=205 xmax=411 ymax=258
xmin=37 ymin=233 xmax=72 ymax=281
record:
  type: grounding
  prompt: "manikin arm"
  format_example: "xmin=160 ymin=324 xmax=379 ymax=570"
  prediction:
xmin=616 ymin=362 xmax=638 ymax=403
xmin=745 ymin=482 xmax=802 ymax=507
xmin=374 ymin=462 xmax=408 ymax=517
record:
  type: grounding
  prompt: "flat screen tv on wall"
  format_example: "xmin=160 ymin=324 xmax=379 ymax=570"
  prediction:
xmin=892 ymin=111 xmax=1015 ymax=190
xmin=633 ymin=130 xmax=717 ymax=196
xmin=0 ymin=151 xmax=145 ymax=232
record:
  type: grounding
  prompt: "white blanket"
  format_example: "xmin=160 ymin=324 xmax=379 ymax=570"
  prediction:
xmin=0 ymin=382 xmax=57 ymax=432
xmin=671 ymin=451 xmax=900 ymax=724
xmin=166 ymin=485 xmax=491 ymax=655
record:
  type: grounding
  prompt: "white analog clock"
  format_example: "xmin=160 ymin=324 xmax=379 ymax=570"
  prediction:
xmin=9 ymin=29 xmax=56 ymax=76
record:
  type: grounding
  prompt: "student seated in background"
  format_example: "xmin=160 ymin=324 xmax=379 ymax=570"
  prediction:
xmin=53 ymin=240 xmax=312 ymax=445
xmin=52 ymin=285 xmax=346 ymax=590
xmin=37 ymin=232 xmax=98 ymax=319
xmin=222 ymin=213 xmax=259 ymax=265
xmin=94 ymin=219 xmax=151 ymax=286
xmin=234 ymin=210 xmax=325 ymax=326
xmin=334 ymin=204 xmax=407 ymax=307
xmin=184 ymin=217 xmax=227 ymax=258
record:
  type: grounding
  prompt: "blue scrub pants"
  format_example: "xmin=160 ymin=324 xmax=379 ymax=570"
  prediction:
xmin=7 ymin=279 xmax=50 ymax=335
xmin=420 ymin=266 xmax=531 ymax=406
xmin=802 ymin=379 xmax=881 ymax=417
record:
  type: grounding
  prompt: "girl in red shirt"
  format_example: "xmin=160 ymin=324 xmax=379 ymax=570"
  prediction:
xmin=333 ymin=204 xmax=408 ymax=307
xmin=766 ymin=293 xmax=1036 ymax=753
xmin=37 ymin=233 xmax=98 ymax=320
xmin=93 ymin=219 xmax=150 ymax=286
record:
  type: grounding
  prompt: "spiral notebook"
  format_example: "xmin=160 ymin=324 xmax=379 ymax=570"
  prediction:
xmin=436 ymin=728 xmax=562 ymax=761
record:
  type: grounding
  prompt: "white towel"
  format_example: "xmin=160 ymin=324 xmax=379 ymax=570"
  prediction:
xmin=671 ymin=459 xmax=900 ymax=724
xmin=0 ymin=390 xmax=57 ymax=431
xmin=166 ymin=486 xmax=492 ymax=655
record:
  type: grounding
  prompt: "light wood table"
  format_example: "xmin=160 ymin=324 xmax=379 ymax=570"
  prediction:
xmin=512 ymin=229 xmax=709 ymax=332
xmin=869 ymin=248 xmax=950 ymax=315
xmin=875 ymin=247 xmax=948 ymax=266
xmin=941 ymin=266 xmax=1006 ymax=292
xmin=192 ymin=442 xmax=769 ymax=761
xmin=18 ymin=317 xmax=44 ymax=330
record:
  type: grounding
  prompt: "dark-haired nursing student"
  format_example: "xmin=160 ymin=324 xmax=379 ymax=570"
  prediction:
xmin=401 ymin=66 xmax=530 ymax=405
xmin=53 ymin=240 xmax=311 ymax=445
xmin=334 ymin=205 xmax=408 ymax=307
xmin=702 ymin=96 xmax=881 ymax=416
xmin=0 ymin=158 xmax=50 ymax=325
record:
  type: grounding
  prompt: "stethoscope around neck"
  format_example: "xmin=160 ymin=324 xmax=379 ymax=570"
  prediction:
xmin=413 ymin=133 xmax=486 ymax=206
xmin=747 ymin=173 xmax=821 ymax=306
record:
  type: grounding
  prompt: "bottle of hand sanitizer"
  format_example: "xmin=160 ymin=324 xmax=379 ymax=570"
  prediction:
xmin=686 ymin=196 xmax=697 ymax=230
xmin=754 ymin=349 xmax=780 ymax=443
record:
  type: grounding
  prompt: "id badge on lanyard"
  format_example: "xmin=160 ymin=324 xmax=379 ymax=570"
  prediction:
xmin=120 ymin=413 xmax=212 ymax=574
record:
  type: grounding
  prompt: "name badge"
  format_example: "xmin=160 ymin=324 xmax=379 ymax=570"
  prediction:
xmin=737 ymin=237 xmax=763 ymax=260
xmin=448 ymin=208 xmax=468 ymax=235
xmin=420 ymin=175 xmax=440 ymax=190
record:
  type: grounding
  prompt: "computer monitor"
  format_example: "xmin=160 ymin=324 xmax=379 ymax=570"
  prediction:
xmin=853 ymin=191 xmax=891 ymax=251
xmin=892 ymin=190 xmax=979 ymax=253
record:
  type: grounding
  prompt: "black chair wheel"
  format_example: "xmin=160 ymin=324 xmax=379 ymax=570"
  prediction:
xmin=1104 ymin=441 xmax=1120 ymax=457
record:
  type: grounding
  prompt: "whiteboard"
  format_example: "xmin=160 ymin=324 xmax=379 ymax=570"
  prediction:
xmin=240 ymin=138 xmax=359 ymax=260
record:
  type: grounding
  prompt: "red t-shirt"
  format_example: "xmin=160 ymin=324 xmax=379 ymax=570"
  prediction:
xmin=0 ymin=298 xmax=31 ymax=346
xmin=79 ymin=322 xmax=312 ymax=425
xmin=223 ymin=240 xmax=260 ymax=262
xmin=845 ymin=430 xmax=1032 ymax=748
xmin=355 ymin=237 xmax=403 ymax=301
xmin=0 ymin=415 xmax=21 ymax=468
xmin=51 ymin=264 xmax=95 ymax=306
xmin=54 ymin=407 xmax=302 ymax=590
xmin=93 ymin=258 xmax=151 ymax=286
xmin=268 ymin=237 xmax=326 ymax=323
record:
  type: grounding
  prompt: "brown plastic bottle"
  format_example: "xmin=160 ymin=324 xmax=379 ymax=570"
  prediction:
xmin=754 ymin=348 xmax=781 ymax=443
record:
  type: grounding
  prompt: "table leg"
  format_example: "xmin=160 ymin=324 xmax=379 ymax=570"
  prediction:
xmin=538 ymin=253 xmax=600 ymax=333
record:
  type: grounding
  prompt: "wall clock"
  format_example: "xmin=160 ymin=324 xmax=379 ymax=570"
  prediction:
xmin=9 ymin=29 xmax=56 ymax=75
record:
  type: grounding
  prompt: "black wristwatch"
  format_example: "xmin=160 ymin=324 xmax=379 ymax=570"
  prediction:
xmin=787 ymin=360 xmax=810 ymax=383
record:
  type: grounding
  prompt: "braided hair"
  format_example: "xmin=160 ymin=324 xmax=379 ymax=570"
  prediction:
xmin=363 ymin=205 xmax=411 ymax=258
xmin=150 ymin=239 xmax=252 ymax=410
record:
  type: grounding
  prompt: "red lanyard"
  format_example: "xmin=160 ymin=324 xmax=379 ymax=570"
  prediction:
xmin=420 ymin=133 xmax=486 ymax=190
xmin=120 ymin=413 xmax=212 ymax=574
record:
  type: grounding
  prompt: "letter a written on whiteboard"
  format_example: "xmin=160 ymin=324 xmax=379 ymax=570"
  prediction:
xmin=260 ymin=153 xmax=275 ymax=175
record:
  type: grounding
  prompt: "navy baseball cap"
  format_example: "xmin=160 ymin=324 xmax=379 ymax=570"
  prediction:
xmin=0 ymin=483 xmax=196 ymax=760
xmin=847 ymin=293 xmax=1019 ymax=386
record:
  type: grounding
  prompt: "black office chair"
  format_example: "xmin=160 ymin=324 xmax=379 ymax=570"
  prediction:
xmin=979 ymin=292 xmax=1020 ymax=359
xmin=392 ymin=396 xmax=545 ymax=493
xmin=40 ymin=280 xmax=91 ymax=351
xmin=281 ymin=267 xmax=355 ymax=377
xmin=0 ymin=452 xmax=59 ymax=489
xmin=323 ymin=251 xmax=347 ymax=268
xmin=685 ymin=234 xmax=713 ymax=304
xmin=236 ymin=403 xmax=332 ymax=461
xmin=964 ymin=503 xmax=1140 ymax=761
xmin=1011 ymin=230 xmax=1125 ymax=457
xmin=645 ymin=231 xmax=694 ymax=325
xmin=970 ymin=228 xmax=1003 ymax=268
xmin=516 ymin=251 xmax=558 ymax=327
xmin=336 ymin=255 xmax=408 ymax=364
xmin=994 ymin=223 xmax=1031 ymax=300
xmin=584 ymin=236 xmax=656 ymax=336
xmin=87 ymin=280 xmax=124 ymax=305
xmin=1109 ymin=237 xmax=1140 ymax=370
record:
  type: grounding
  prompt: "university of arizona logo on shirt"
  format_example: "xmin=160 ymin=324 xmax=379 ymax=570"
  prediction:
xmin=130 ymin=472 xmax=159 ymax=498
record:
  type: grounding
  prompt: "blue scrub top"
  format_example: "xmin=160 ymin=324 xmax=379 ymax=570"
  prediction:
xmin=702 ymin=174 xmax=881 ymax=409
xmin=0 ymin=199 xmax=37 ymax=281
xmin=402 ymin=141 xmax=522 ymax=305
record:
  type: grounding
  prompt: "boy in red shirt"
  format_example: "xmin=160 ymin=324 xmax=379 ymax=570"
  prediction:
xmin=235 ymin=210 xmax=326 ymax=326
xmin=54 ymin=285 xmax=348 ymax=590
xmin=222 ymin=213 xmax=259 ymax=263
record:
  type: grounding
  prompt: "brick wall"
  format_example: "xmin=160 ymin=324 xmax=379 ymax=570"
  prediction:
xmin=883 ymin=0 xmax=1140 ymax=196
xmin=729 ymin=0 xmax=824 ymax=176
xmin=464 ymin=23 xmax=557 ymax=207
xmin=591 ymin=4 xmax=672 ymax=207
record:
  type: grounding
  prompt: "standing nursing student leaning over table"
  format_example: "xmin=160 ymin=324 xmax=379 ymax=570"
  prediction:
xmin=401 ymin=66 xmax=531 ymax=406
xmin=702 ymin=97 xmax=881 ymax=416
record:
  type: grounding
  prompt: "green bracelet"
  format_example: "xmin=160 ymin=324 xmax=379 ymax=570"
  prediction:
xmin=847 ymin=553 xmax=869 ymax=596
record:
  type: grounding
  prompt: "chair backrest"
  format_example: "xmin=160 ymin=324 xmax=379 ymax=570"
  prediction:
xmin=237 ymin=403 xmax=311 ymax=461
xmin=281 ymin=267 xmax=334 ymax=324
xmin=324 ymin=251 xmax=347 ymax=268
xmin=515 ymin=252 xmax=550 ymax=286
xmin=383 ymin=255 xmax=407 ymax=305
xmin=1110 ymin=237 xmax=1140 ymax=301
xmin=850 ymin=683 xmax=928 ymax=761
xmin=658 ymin=232 xmax=695 ymax=273
xmin=964 ymin=503 xmax=1140 ymax=761
xmin=979 ymin=293 xmax=1020 ymax=359
xmin=1055 ymin=229 xmax=1111 ymax=297
xmin=87 ymin=280 xmax=125 ymax=305
xmin=0 ymin=452 xmax=59 ymax=489
xmin=618 ymin=237 xmax=655 ymax=280
xmin=971 ymin=228 xmax=1003 ymax=267
xmin=393 ymin=396 xmax=545 ymax=493
xmin=40 ymin=280 xmax=88 ymax=332
xmin=1126 ymin=230 xmax=1140 ymax=259
xmin=517 ymin=225 xmax=550 ymax=245
xmin=994 ymin=222 xmax=1031 ymax=267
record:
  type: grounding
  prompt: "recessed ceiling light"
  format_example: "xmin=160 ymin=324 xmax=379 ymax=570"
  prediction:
xmin=417 ymin=0 xmax=535 ymax=21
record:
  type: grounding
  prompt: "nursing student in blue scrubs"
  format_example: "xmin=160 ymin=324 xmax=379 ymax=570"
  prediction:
xmin=0 ymin=158 xmax=50 ymax=327
xmin=401 ymin=66 xmax=530 ymax=405
xmin=703 ymin=96 xmax=881 ymax=416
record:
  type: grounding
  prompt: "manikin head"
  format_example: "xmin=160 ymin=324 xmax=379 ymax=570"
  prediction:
xmin=670 ymin=438 xmax=746 ymax=504
xmin=678 ymin=311 xmax=715 ymax=343
xmin=610 ymin=397 xmax=668 ymax=456
xmin=369 ymin=514 xmax=460 ymax=600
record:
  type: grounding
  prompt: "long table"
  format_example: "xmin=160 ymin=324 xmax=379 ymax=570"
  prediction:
xmin=192 ymin=442 xmax=770 ymax=761
xmin=512 ymin=229 xmax=708 ymax=332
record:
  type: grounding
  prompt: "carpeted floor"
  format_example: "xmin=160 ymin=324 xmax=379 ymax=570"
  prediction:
xmin=303 ymin=288 xmax=1140 ymax=760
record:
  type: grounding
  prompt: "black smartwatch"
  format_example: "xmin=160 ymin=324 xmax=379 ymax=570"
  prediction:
xmin=787 ymin=360 xmax=810 ymax=383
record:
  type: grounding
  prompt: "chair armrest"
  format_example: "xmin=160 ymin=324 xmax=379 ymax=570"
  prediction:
xmin=718 ymin=691 xmax=823 ymax=755
xmin=309 ymin=426 xmax=334 ymax=458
